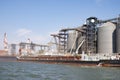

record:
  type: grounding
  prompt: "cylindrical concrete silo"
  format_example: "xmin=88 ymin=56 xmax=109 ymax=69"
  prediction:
xmin=116 ymin=24 xmax=120 ymax=53
xmin=97 ymin=22 xmax=116 ymax=53
xmin=67 ymin=31 xmax=77 ymax=53
xmin=10 ymin=44 xmax=16 ymax=55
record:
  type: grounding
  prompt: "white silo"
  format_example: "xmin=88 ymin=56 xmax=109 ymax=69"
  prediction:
xmin=97 ymin=22 xmax=116 ymax=53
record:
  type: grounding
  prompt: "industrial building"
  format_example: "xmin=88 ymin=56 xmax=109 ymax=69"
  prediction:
xmin=8 ymin=42 xmax=49 ymax=56
xmin=51 ymin=15 xmax=120 ymax=54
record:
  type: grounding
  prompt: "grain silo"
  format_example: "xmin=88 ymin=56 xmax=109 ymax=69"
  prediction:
xmin=67 ymin=31 xmax=77 ymax=53
xmin=10 ymin=44 xmax=16 ymax=55
xmin=116 ymin=23 xmax=120 ymax=53
xmin=97 ymin=22 xmax=116 ymax=53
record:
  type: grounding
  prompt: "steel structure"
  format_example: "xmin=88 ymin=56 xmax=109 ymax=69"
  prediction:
xmin=85 ymin=17 xmax=98 ymax=53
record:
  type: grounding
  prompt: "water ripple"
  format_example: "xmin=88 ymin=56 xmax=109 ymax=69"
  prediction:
xmin=0 ymin=62 xmax=120 ymax=80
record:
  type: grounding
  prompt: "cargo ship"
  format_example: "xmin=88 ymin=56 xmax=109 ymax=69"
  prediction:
xmin=16 ymin=52 xmax=120 ymax=67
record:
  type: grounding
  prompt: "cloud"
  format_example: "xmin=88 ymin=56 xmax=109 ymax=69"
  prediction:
xmin=16 ymin=28 xmax=32 ymax=37
xmin=15 ymin=28 xmax=50 ymax=44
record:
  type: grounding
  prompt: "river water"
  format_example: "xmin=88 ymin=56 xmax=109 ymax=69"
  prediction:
xmin=0 ymin=61 xmax=120 ymax=80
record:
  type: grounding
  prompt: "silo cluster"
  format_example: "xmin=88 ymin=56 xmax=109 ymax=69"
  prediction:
xmin=59 ymin=15 xmax=120 ymax=54
xmin=97 ymin=21 xmax=120 ymax=54
xmin=67 ymin=30 xmax=83 ymax=53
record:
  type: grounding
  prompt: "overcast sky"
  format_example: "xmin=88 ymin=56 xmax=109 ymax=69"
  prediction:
xmin=0 ymin=0 xmax=120 ymax=49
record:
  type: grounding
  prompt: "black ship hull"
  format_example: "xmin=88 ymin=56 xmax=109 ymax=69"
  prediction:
xmin=99 ymin=60 xmax=120 ymax=67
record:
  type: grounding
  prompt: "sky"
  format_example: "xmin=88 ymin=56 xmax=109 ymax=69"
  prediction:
xmin=0 ymin=0 xmax=120 ymax=49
